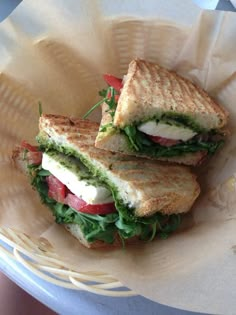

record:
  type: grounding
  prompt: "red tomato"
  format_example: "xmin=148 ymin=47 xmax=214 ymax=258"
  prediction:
xmin=148 ymin=135 xmax=180 ymax=147
xmin=21 ymin=140 xmax=42 ymax=164
xmin=66 ymin=193 xmax=116 ymax=215
xmin=26 ymin=151 xmax=42 ymax=165
xmin=65 ymin=193 xmax=86 ymax=210
xmin=46 ymin=175 xmax=66 ymax=203
xmin=103 ymin=74 xmax=123 ymax=92
xmin=106 ymin=91 xmax=120 ymax=102
xmin=21 ymin=140 xmax=39 ymax=152
xmin=45 ymin=175 xmax=117 ymax=215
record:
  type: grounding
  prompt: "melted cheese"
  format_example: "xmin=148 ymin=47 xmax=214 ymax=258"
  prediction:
xmin=42 ymin=153 xmax=113 ymax=204
xmin=138 ymin=121 xmax=197 ymax=141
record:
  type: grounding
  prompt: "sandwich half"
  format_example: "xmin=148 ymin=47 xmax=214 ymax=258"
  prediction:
xmin=13 ymin=114 xmax=200 ymax=248
xmin=94 ymin=59 xmax=228 ymax=165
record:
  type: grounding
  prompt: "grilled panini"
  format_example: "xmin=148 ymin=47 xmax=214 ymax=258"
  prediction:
xmin=13 ymin=114 xmax=200 ymax=248
xmin=94 ymin=59 xmax=228 ymax=165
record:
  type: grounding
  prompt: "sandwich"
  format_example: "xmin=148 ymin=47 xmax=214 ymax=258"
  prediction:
xmin=91 ymin=59 xmax=228 ymax=166
xmin=13 ymin=114 xmax=200 ymax=248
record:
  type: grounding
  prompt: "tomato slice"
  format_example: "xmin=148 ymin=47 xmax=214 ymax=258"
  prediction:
xmin=21 ymin=140 xmax=39 ymax=152
xmin=106 ymin=91 xmax=120 ymax=102
xmin=21 ymin=140 xmax=42 ymax=164
xmin=26 ymin=151 xmax=42 ymax=165
xmin=66 ymin=193 xmax=116 ymax=215
xmin=65 ymin=193 xmax=87 ymax=210
xmin=148 ymin=135 xmax=180 ymax=147
xmin=46 ymin=175 xmax=66 ymax=203
xmin=103 ymin=74 xmax=123 ymax=92
xmin=45 ymin=175 xmax=117 ymax=215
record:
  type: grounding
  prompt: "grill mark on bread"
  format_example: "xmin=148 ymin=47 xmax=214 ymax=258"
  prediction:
xmin=39 ymin=114 xmax=200 ymax=216
xmin=113 ymin=59 xmax=228 ymax=129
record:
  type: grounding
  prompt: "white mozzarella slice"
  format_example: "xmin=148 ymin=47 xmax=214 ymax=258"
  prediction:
xmin=42 ymin=153 xmax=113 ymax=204
xmin=137 ymin=120 xmax=197 ymax=141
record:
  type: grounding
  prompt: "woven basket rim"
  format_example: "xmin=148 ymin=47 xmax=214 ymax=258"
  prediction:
xmin=0 ymin=227 xmax=136 ymax=297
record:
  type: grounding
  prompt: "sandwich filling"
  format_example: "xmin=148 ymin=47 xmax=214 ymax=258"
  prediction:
xmin=42 ymin=152 xmax=114 ymax=205
xmin=90 ymin=81 xmax=225 ymax=159
xmin=137 ymin=120 xmax=197 ymax=142
xmin=122 ymin=113 xmax=225 ymax=157
xmin=22 ymin=142 xmax=181 ymax=245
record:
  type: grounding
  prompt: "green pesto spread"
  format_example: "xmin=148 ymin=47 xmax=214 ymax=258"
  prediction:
xmin=33 ymin=134 xmax=181 ymax=244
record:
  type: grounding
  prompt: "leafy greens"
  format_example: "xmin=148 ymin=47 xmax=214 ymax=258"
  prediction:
xmin=123 ymin=125 xmax=224 ymax=157
xmin=83 ymin=86 xmax=224 ymax=158
xmin=29 ymin=163 xmax=181 ymax=245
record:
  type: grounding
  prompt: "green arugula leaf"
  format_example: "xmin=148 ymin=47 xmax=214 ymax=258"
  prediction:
xmin=82 ymin=87 xmax=118 ymax=120
xmin=99 ymin=89 xmax=107 ymax=97
xmin=38 ymin=169 xmax=51 ymax=176
xmin=38 ymin=101 xmax=43 ymax=117
xmin=82 ymin=98 xmax=105 ymax=119
xmin=123 ymin=126 xmax=139 ymax=151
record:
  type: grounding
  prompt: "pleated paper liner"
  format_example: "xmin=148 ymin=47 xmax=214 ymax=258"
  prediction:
xmin=0 ymin=0 xmax=236 ymax=312
xmin=0 ymin=228 xmax=136 ymax=297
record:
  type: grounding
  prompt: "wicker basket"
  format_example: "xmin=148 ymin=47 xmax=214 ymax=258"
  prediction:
xmin=0 ymin=228 xmax=136 ymax=297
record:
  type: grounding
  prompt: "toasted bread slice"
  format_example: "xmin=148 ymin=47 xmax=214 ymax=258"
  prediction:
xmin=114 ymin=59 xmax=228 ymax=130
xmin=38 ymin=114 xmax=200 ymax=217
